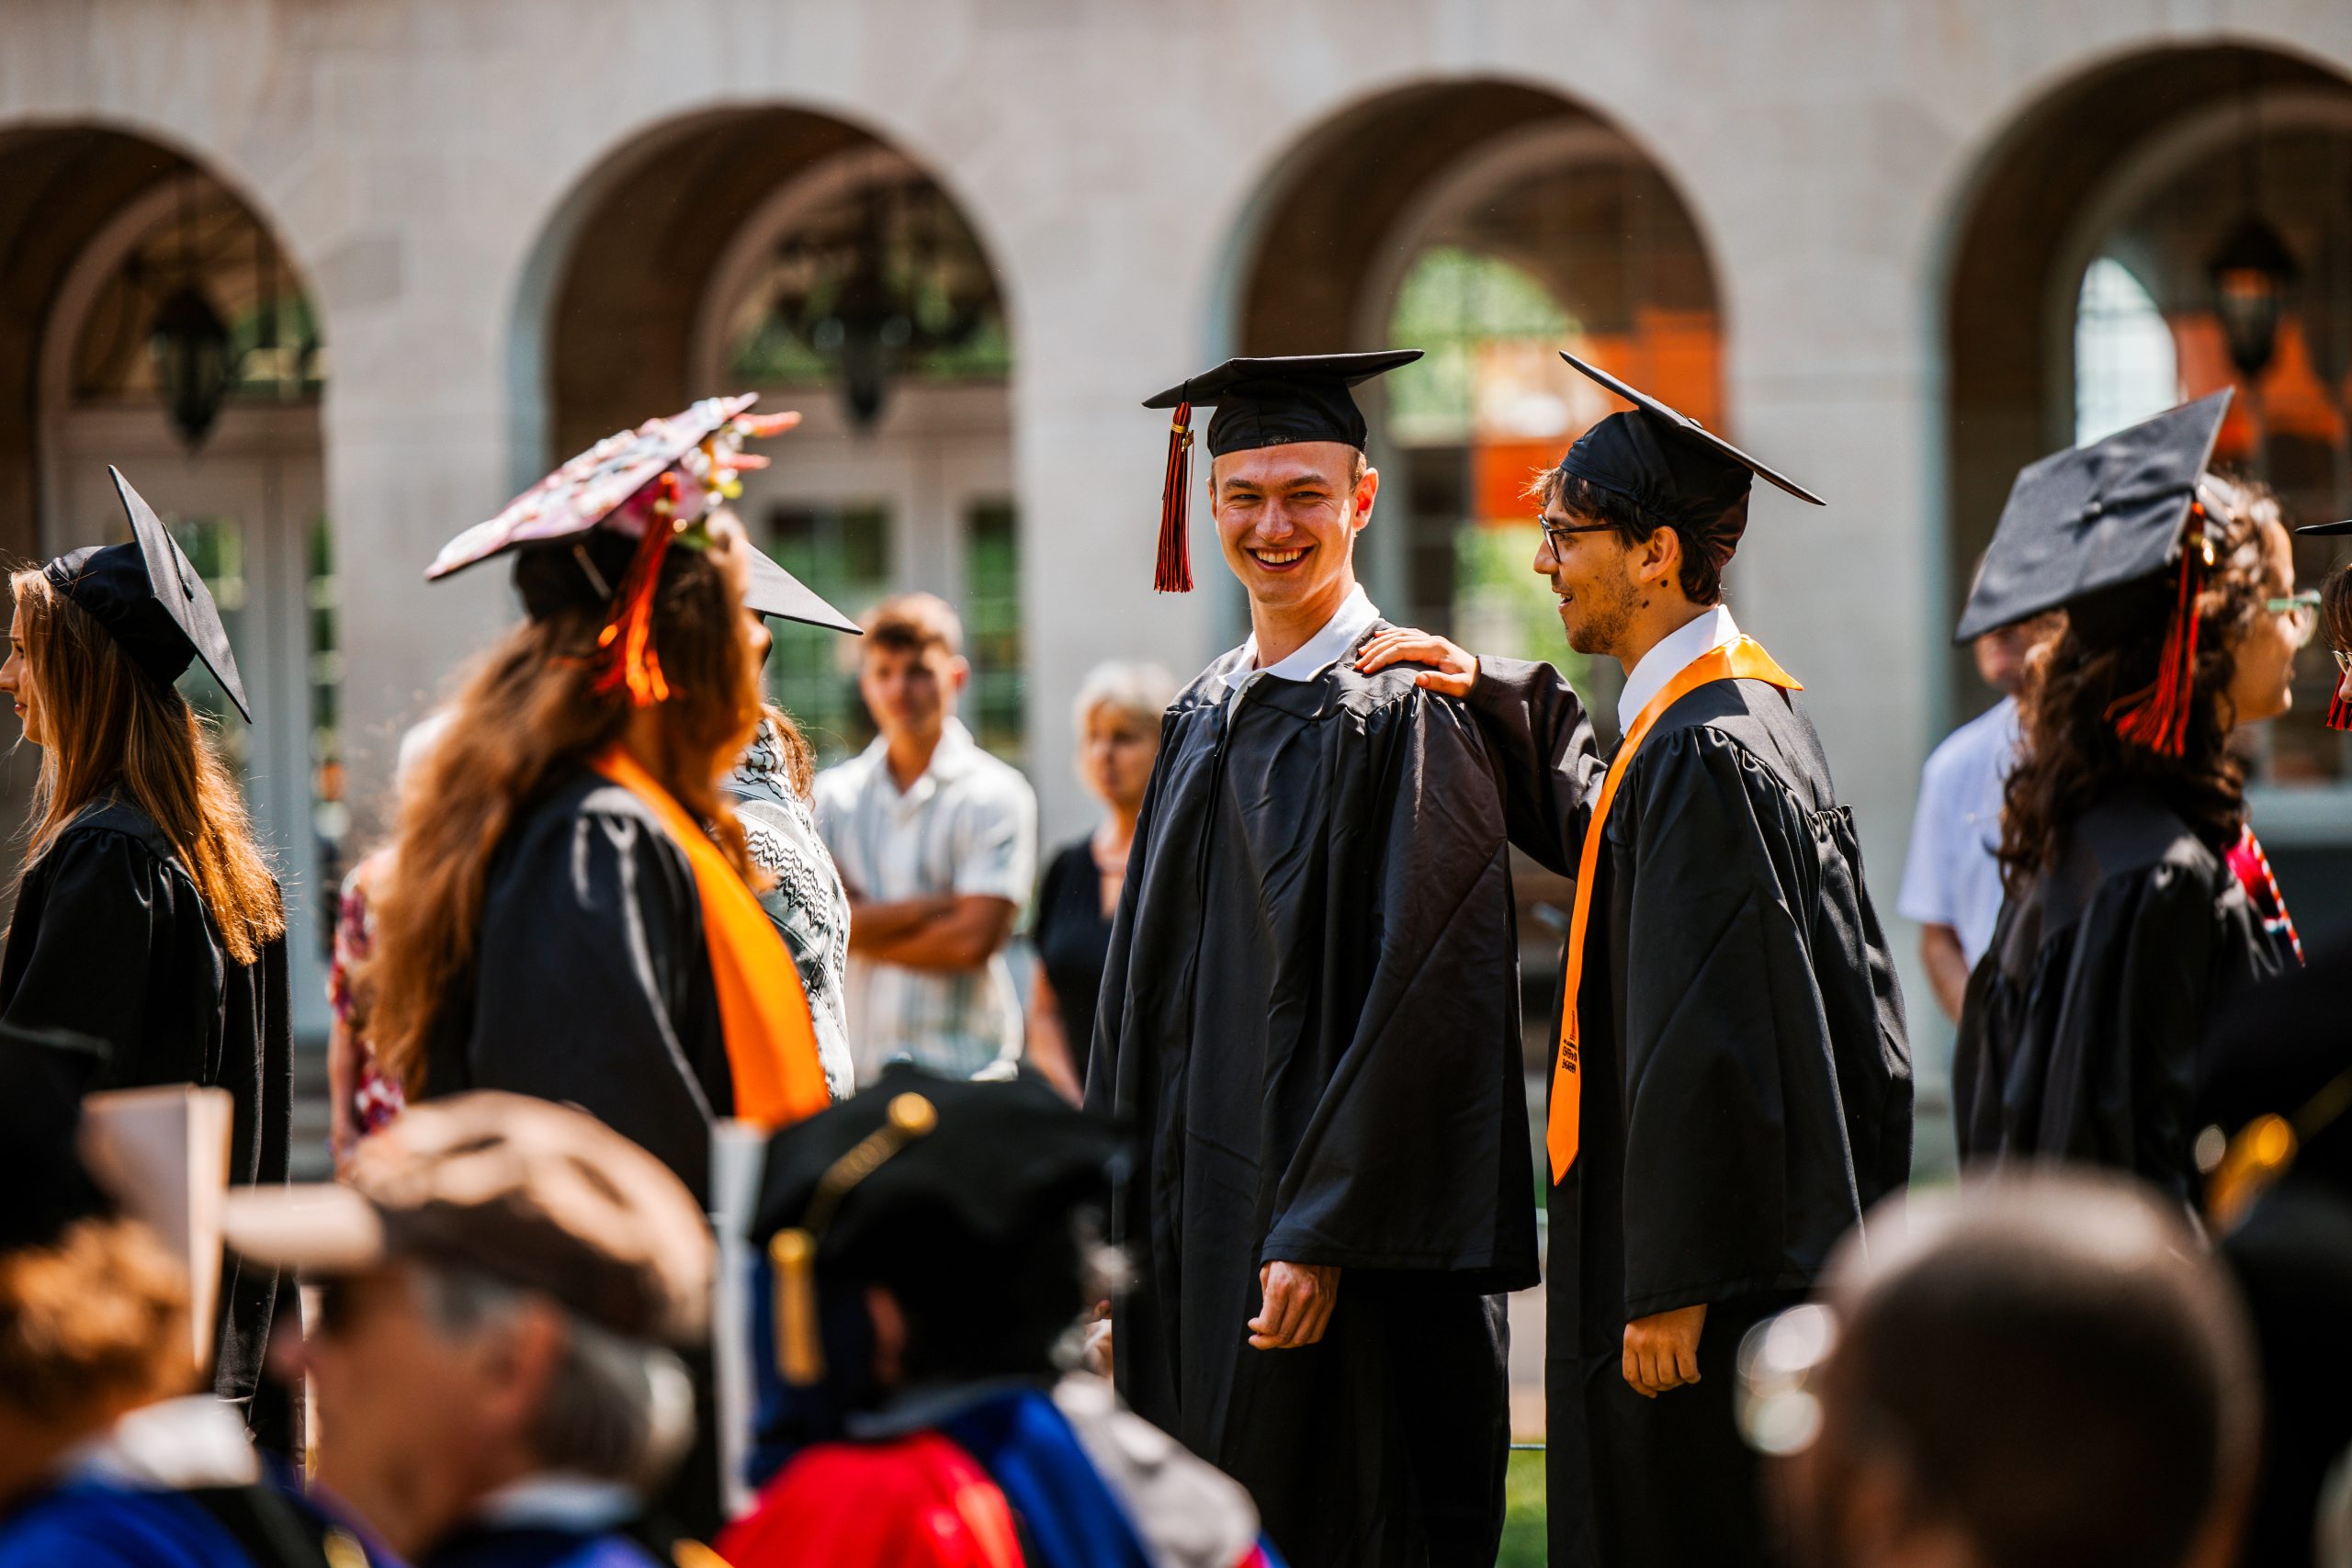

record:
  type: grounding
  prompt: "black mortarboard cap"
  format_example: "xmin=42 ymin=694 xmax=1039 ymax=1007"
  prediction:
xmin=744 ymin=548 xmax=860 ymax=635
xmin=1137 ymin=350 xmax=1421 ymax=592
xmin=43 ymin=468 xmax=252 ymax=722
xmin=1555 ymin=350 xmax=1825 ymax=524
xmin=0 ymin=1021 xmax=113 ymax=1254
xmin=2295 ymin=517 xmax=2352 ymax=536
xmin=1955 ymin=390 xmax=2233 ymax=644
xmin=752 ymin=1066 xmax=1124 ymax=1385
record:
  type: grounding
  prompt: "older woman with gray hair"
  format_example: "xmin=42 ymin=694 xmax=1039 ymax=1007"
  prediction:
xmin=1025 ymin=660 xmax=1175 ymax=1101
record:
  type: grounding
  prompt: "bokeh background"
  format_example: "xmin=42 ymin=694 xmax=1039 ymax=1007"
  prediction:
xmin=0 ymin=4 xmax=2348 ymax=1222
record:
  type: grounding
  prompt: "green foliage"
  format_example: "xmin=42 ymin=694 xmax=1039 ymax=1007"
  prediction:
xmin=1498 ymin=1448 xmax=1546 ymax=1568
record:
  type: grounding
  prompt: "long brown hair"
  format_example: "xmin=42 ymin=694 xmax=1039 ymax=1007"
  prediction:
xmin=7 ymin=570 xmax=284 ymax=964
xmin=1999 ymin=488 xmax=2280 ymax=889
xmin=367 ymin=528 xmax=763 ymax=1094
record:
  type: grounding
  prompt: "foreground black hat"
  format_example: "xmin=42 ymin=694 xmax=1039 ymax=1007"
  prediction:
xmin=42 ymin=468 xmax=252 ymax=722
xmin=2295 ymin=517 xmax=2352 ymax=536
xmin=1555 ymin=351 xmax=1825 ymax=524
xmin=1139 ymin=350 xmax=1421 ymax=592
xmin=752 ymin=1066 xmax=1125 ymax=1384
xmin=1955 ymin=390 xmax=2233 ymax=644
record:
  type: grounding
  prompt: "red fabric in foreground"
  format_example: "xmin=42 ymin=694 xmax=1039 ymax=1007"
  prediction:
xmin=718 ymin=1432 xmax=1028 ymax=1568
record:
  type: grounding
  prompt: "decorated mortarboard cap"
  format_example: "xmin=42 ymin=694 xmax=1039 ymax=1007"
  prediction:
xmin=743 ymin=548 xmax=860 ymax=635
xmin=1554 ymin=351 xmax=1825 ymax=525
xmin=1956 ymin=391 xmax=2233 ymax=644
xmin=42 ymin=469 xmax=253 ymax=722
xmin=0 ymin=1021 xmax=113 ymax=1254
xmin=427 ymin=396 xmax=801 ymax=705
xmin=752 ymin=1066 xmax=1125 ymax=1385
xmin=1138 ymin=350 xmax=1421 ymax=592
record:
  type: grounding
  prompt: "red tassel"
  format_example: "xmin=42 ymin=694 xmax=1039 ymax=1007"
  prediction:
xmin=1155 ymin=401 xmax=1194 ymax=593
xmin=593 ymin=474 xmax=682 ymax=706
xmin=2328 ymin=686 xmax=2352 ymax=733
xmin=2105 ymin=535 xmax=2204 ymax=757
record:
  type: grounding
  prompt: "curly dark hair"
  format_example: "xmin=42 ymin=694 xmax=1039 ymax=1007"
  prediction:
xmin=1998 ymin=484 xmax=2284 ymax=890
xmin=2324 ymin=560 xmax=2352 ymax=655
xmin=1532 ymin=466 xmax=1747 ymax=605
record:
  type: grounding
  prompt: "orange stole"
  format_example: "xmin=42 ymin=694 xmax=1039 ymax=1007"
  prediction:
xmin=1548 ymin=637 xmax=1802 ymax=1181
xmin=593 ymin=746 xmax=831 ymax=1129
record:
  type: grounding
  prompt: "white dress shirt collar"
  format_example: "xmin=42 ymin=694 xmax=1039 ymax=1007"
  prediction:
xmin=65 ymin=1396 xmax=259 ymax=1492
xmin=1616 ymin=604 xmax=1741 ymax=733
xmin=1217 ymin=584 xmax=1381 ymax=702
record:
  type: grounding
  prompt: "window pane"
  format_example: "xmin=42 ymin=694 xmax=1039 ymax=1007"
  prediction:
xmin=964 ymin=500 xmax=1025 ymax=771
xmin=763 ymin=503 xmax=893 ymax=765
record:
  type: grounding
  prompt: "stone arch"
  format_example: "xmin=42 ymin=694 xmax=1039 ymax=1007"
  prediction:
xmin=1216 ymin=78 xmax=1725 ymax=678
xmin=510 ymin=104 xmax=1023 ymax=764
xmin=1939 ymin=39 xmax=2352 ymax=919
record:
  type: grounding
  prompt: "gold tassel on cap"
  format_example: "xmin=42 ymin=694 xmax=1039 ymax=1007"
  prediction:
xmin=770 ymin=1229 xmax=822 ymax=1387
xmin=770 ymin=1091 xmax=940 ymax=1387
xmin=1156 ymin=401 xmax=1194 ymax=593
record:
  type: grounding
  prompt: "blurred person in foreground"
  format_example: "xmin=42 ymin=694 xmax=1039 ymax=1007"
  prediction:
xmin=1896 ymin=606 xmax=2058 ymax=1022
xmin=815 ymin=592 xmax=1037 ymax=1085
xmin=1953 ymin=394 xmax=2308 ymax=1205
xmin=1095 ymin=353 xmax=1536 ymax=1567
xmin=726 ymin=1066 xmax=1281 ymax=1568
xmin=225 ymin=1092 xmax=714 ymax=1568
xmin=1359 ymin=353 xmax=1911 ymax=1568
xmin=0 ymin=1023 xmax=380 ymax=1567
xmin=0 ymin=468 xmax=289 ymax=1431
xmin=2198 ymin=905 xmax=2352 ymax=1568
xmin=1025 ymin=661 xmax=1173 ymax=1100
xmin=367 ymin=398 xmax=833 ymax=1212
xmin=1761 ymin=1172 xmax=2256 ymax=1568
xmin=723 ymin=551 xmax=866 ymax=1102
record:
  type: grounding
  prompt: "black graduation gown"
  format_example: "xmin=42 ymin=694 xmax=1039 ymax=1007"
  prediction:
xmin=0 ymin=795 xmax=290 ymax=1415
xmin=1087 ymin=632 xmax=1538 ymax=1568
xmin=2197 ymin=933 xmax=2352 ymax=1568
xmin=1953 ymin=792 xmax=2286 ymax=1206
xmin=1464 ymin=658 xmax=1912 ymax=1568
xmin=421 ymin=763 xmax=732 ymax=1203
xmin=420 ymin=762 xmax=731 ymax=1540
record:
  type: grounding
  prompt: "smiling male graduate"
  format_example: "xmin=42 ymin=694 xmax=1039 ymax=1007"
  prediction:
xmin=1360 ymin=354 xmax=1913 ymax=1568
xmin=1086 ymin=352 xmax=1538 ymax=1568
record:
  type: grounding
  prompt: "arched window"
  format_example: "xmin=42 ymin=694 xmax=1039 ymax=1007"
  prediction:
xmin=2073 ymin=257 xmax=2177 ymax=446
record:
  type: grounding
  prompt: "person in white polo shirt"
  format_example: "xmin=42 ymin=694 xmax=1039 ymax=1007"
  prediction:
xmin=814 ymin=592 xmax=1036 ymax=1086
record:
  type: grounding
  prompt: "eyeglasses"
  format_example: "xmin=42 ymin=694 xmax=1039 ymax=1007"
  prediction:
xmin=2335 ymin=647 xmax=2352 ymax=680
xmin=2266 ymin=592 xmax=2321 ymax=650
xmin=1538 ymin=516 xmax=1618 ymax=553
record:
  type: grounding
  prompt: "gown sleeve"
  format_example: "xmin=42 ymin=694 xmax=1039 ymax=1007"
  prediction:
xmin=1463 ymin=656 xmax=1605 ymax=875
xmin=1 ymin=829 xmax=167 ymax=1080
xmin=1258 ymin=689 xmax=1534 ymax=1278
xmin=2055 ymin=860 xmax=2269 ymax=1202
xmin=464 ymin=805 xmax=720 ymax=1193
xmin=1615 ymin=726 xmax=1849 ymax=1316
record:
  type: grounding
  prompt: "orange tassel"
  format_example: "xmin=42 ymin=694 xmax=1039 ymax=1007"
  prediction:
xmin=593 ymin=474 xmax=682 ymax=706
xmin=2106 ymin=527 xmax=2205 ymax=757
xmin=1155 ymin=401 xmax=1193 ymax=593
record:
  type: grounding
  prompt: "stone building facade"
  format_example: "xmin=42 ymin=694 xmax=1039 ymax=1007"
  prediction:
xmin=1 ymin=1 xmax=2347 ymax=1088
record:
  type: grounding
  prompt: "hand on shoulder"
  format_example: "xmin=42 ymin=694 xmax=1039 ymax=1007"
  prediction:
xmin=1354 ymin=627 xmax=1478 ymax=698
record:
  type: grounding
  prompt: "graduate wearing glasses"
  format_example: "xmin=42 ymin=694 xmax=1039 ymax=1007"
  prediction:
xmin=1360 ymin=354 xmax=1912 ymax=1568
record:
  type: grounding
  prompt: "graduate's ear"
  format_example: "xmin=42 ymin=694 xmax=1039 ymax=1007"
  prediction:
xmin=1636 ymin=524 xmax=1684 ymax=593
xmin=864 ymin=1284 xmax=908 ymax=1388
xmin=1351 ymin=462 xmax=1380 ymax=533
